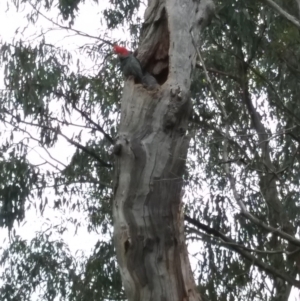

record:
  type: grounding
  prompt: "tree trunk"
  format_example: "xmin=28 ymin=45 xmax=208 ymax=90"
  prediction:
xmin=113 ymin=0 xmax=211 ymax=301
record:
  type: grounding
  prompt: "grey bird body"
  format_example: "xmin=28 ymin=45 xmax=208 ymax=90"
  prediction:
xmin=119 ymin=54 xmax=144 ymax=83
xmin=114 ymin=45 xmax=159 ymax=88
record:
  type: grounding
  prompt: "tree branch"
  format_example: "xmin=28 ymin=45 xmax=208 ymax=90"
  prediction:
xmin=53 ymin=90 xmax=115 ymax=145
xmin=28 ymin=1 xmax=114 ymax=46
xmin=195 ymin=63 xmax=240 ymax=82
xmin=58 ymin=130 xmax=112 ymax=168
xmin=72 ymin=105 xmax=114 ymax=145
xmin=191 ymin=31 xmax=229 ymax=120
xmin=185 ymin=215 xmax=300 ymax=288
xmin=260 ymin=0 xmax=300 ymax=29
xmin=3 ymin=109 xmax=112 ymax=168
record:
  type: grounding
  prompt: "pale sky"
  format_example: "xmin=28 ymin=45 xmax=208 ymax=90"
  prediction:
xmin=0 ymin=0 xmax=149 ymax=255
xmin=0 ymin=0 xmax=116 ymax=255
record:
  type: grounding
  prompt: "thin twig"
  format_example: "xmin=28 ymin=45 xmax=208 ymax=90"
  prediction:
xmin=195 ymin=63 xmax=240 ymax=82
xmin=191 ymin=27 xmax=300 ymax=250
xmin=186 ymin=226 xmax=295 ymax=255
xmin=190 ymin=30 xmax=228 ymax=120
xmin=28 ymin=1 xmax=114 ymax=46
xmin=185 ymin=215 xmax=300 ymax=287
xmin=72 ymin=105 xmax=114 ymax=144
xmin=260 ymin=0 xmax=300 ymax=29
xmin=3 ymin=109 xmax=112 ymax=168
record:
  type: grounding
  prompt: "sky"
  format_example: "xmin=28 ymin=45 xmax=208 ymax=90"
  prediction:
xmin=0 ymin=0 xmax=115 ymax=255
xmin=0 ymin=0 xmax=149 ymax=256
xmin=0 ymin=1 xmax=299 ymax=300
xmin=0 ymin=0 xmax=147 ymax=277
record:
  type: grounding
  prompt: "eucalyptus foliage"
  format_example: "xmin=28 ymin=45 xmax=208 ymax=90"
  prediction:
xmin=1 ymin=0 xmax=300 ymax=300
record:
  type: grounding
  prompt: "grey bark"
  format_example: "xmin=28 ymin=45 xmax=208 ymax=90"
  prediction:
xmin=112 ymin=1 xmax=213 ymax=301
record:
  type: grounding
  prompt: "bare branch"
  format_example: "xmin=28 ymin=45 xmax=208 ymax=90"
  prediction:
xmin=195 ymin=63 xmax=240 ymax=82
xmin=3 ymin=109 xmax=112 ymax=168
xmin=53 ymin=90 xmax=115 ymax=145
xmin=186 ymin=225 xmax=296 ymax=255
xmin=1 ymin=119 xmax=66 ymax=170
xmin=72 ymin=105 xmax=114 ymax=145
xmin=260 ymin=0 xmax=300 ymax=29
xmin=185 ymin=215 xmax=300 ymax=288
xmin=58 ymin=130 xmax=112 ymax=168
xmin=191 ymin=30 xmax=229 ymax=120
xmin=28 ymin=1 xmax=114 ymax=46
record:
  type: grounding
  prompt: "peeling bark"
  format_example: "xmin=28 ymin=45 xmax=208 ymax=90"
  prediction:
xmin=113 ymin=1 xmax=213 ymax=300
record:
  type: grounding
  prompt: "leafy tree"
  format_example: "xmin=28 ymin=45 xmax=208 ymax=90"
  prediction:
xmin=1 ymin=0 xmax=300 ymax=301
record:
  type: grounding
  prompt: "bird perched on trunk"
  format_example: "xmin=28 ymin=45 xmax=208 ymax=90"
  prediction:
xmin=142 ymin=71 xmax=159 ymax=90
xmin=113 ymin=45 xmax=144 ymax=83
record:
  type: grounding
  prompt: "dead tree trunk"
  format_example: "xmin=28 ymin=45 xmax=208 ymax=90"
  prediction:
xmin=113 ymin=0 xmax=214 ymax=300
